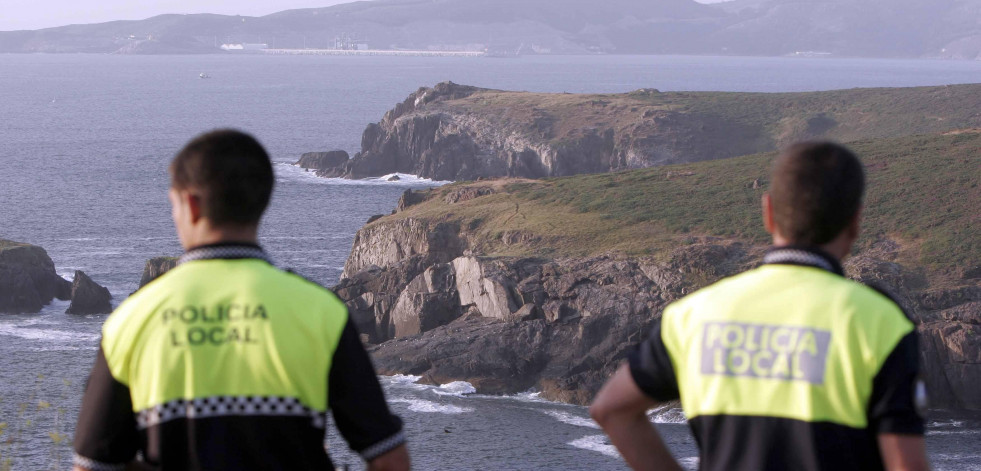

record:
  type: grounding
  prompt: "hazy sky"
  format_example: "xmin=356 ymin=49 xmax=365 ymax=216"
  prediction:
xmin=1 ymin=0 xmax=732 ymax=31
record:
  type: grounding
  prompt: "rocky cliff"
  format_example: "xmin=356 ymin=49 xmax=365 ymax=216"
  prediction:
xmin=0 ymin=240 xmax=71 ymax=313
xmin=332 ymin=131 xmax=981 ymax=409
xmin=66 ymin=270 xmax=113 ymax=315
xmin=312 ymin=82 xmax=981 ymax=181
xmin=138 ymin=256 xmax=178 ymax=289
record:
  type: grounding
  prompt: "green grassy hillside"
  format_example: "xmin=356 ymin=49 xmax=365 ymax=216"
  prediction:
xmin=386 ymin=130 xmax=980 ymax=274
xmin=438 ymin=84 xmax=981 ymax=161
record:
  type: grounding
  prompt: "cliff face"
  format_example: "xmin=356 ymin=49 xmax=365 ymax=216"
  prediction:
xmin=331 ymin=131 xmax=981 ymax=408
xmin=313 ymin=82 xmax=981 ymax=181
xmin=338 ymin=211 xmax=981 ymax=409
xmin=134 ymin=257 xmax=179 ymax=295
xmin=0 ymin=240 xmax=71 ymax=313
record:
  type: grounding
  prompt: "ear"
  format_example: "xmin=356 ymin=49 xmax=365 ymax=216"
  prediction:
xmin=846 ymin=206 xmax=862 ymax=241
xmin=187 ymin=192 xmax=204 ymax=224
xmin=761 ymin=193 xmax=776 ymax=235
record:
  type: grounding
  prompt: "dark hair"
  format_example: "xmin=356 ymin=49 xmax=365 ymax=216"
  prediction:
xmin=169 ymin=129 xmax=273 ymax=226
xmin=770 ymin=141 xmax=865 ymax=245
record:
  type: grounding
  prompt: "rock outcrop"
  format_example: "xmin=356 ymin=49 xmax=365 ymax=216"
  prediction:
xmin=138 ymin=257 xmax=178 ymax=289
xmin=309 ymin=82 xmax=981 ymax=181
xmin=66 ymin=270 xmax=112 ymax=315
xmin=333 ymin=214 xmax=980 ymax=409
xmin=0 ymin=240 xmax=71 ymax=313
xmin=295 ymin=151 xmax=350 ymax=171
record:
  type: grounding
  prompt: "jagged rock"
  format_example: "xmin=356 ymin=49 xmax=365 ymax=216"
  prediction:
xmin=919 ymin=320 xmax=981 ymax=410
xmin=0 ymin=240 xmax=71 ymax=313
xmin=66 ymin=270 xmax=112 ymax=315
xmin=453 ymin=257 xmax=520 ymax=320
xmin=391 ymin=263 xmax=461 ymax=338
xmin=515 ymin=303 xmax=541 ymax=321
xmin=295 ymin=150 xmax=349 ymax=171
xmin=444 ymin=186 xmax=495 ymax=204
xmin=342 ymin=219 xmax=464 ymax=278
xmin=138 ymin=256 xmax=178 ymax=289
xmin=395 ymin=189 xmax=429 ymax=212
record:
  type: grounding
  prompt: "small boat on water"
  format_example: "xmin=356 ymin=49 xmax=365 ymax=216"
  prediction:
xmin=199 ymin=72 xmax=211 ymax=79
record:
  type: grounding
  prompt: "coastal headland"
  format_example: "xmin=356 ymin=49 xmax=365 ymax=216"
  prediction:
xmin=303 ymin=82 xmax=981 ymax=181
xmin=318 ymin=83 xmax=980 ymax=410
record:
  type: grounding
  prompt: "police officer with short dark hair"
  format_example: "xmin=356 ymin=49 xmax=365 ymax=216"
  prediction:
xmin=73 ymin=130 xmax=410 ymax=471
xmin=590 ymin=142 xmax=928 ymax=471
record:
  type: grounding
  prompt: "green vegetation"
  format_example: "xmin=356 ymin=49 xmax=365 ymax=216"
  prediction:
xmin=0 ymin=240 xmax=30 ymax=251
xmin=388 ymin=131 xmax=980 ymax=273
xmin=442 ymin=84 xmax=981 ymax=156
xmin=0 ymin=375 xmax=73 ymax=470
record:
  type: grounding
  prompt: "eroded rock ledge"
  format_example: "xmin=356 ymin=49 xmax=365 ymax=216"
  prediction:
xmin=333 ymin=219 xmax=980 ymax=409
xmin=0 ymin=240 xmax=71 ymax=313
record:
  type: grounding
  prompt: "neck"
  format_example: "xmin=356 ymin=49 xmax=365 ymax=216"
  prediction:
xmin=771 ymin=234 xmax=851 ymax=261
xmin=181 ymin=223 xmax=258 ymax=250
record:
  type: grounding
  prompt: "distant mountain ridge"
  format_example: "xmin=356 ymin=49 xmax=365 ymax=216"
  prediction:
xmin=1 ymin=0 xmax=978 ymax=58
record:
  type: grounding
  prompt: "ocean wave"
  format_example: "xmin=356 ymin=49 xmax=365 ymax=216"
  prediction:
xmin=25 ymin=345 xmax=98 ymax=352
xmin=649 ymin=404 xmax=687 ymax=424
xmin=678 ymin=457 xmax=700 ymax=470
xmin=567 ymin=434 xmax=619 ymax=458
xmin=0 ymin=324 xmax=100 ymax=343
xmin=927 ymin=429 xmax=981 ymax=435
xmin=471 ymin=390 xmax=552 ymax=405
xmin=388 ymin=397 xmax=473 ymax=415
xmin=544 ymin=410 xmax=599 ymax=429
xmin=432 ymin=381 xmax=476 ymax=397
xmin=275 ymin=163 xmax=450 ymax=187
xmin=383 ymin=374 xmax=423 ymax=385
xmin=930 ymin=420 xmax=965 ymax=428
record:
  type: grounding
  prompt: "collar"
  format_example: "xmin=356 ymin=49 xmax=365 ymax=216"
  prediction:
xmin=177 ymin=242 xmax=273 ymax=266
xmin=762 ymin=245 xmax=844 ymax=277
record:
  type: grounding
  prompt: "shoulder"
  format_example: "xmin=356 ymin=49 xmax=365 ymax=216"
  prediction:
xmin=267 ymin=266 xmax=346 ymax=306
xmin=837 ymin=277 xmax=914 ymax=328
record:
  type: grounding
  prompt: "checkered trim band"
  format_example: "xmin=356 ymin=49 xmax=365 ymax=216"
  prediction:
xmin=178 ymin=245 xmax=272 ymax=266
xmin=73 ymin=453 xmax=126 ymax=471
xmin=136 ymin=396 xmax=326 ymax=430
xmin=763 ymin=248 xmax=835 ymax=273
xmin=360 ymin=430 xmax=407 ymax=461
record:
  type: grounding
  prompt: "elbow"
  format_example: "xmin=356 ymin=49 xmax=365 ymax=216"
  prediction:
xmin=589 ymin=400 xmax=612 ymax=428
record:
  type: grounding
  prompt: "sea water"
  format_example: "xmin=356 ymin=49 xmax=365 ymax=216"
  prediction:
xmin=1 ymin=54 xmax=979 ymax=470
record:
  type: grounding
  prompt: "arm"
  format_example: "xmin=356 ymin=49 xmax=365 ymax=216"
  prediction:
xmin=366 ymin=444 xmax=410 ymax=471
xmin=590 ymin=364 xmax=682 ymax=471
xmin=73 ymin=347 xmax=139 ymax=471
xmin=328 ymin=318 xmax=410 ymax=471
xmin=878 ymin=434 xmax=929 ymax=471
xmin=868 ymin=330 xmax=929 ymax=470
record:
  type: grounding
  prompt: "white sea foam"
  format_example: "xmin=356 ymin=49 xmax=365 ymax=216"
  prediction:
xmin=544 ymin=410 xmax=600 ymax=429
xmin=384 ymin=374 xmax=423 ymax=385
xmin=927 ymin=429 xmax=981 ymax=435
xmin=433 ymin=381 xmax=477 ymax=397
xmin=649 ymin=404 xmax=687 ymax=424
xmin=26 ymin=345 xmax=98 ymax=352
xmin=678 ymin=457 xmax=700 ymax=470
xmin=275 ymin=163 xmax=450 ymax=187
xmin=388 ymin=397 xmax=473 ymax=414
xmin=929 ymin=420 xmax=965 ymax=428
xmin=472 ymin=390 xmax=552 ymax=404
xmin=568 ymin=434 xmax=620 ymax=458
xmin=0 ymin=324 xmax=100 ymax=343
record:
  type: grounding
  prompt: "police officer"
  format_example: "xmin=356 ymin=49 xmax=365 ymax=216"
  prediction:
xmin=590 ymin=142 xmax=928 ymax=471
xmin=73 ymin=130 xmax=410 ymax=471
